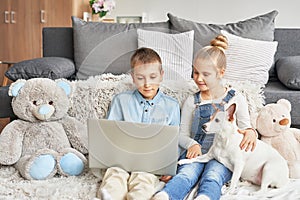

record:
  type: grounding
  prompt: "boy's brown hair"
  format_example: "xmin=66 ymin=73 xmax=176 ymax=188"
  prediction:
xmin=130 ymin=47 xmax=162 ymax=70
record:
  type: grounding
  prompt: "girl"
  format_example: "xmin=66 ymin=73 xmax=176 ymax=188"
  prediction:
xmin=152 ymin=35 xmax=257 ymax=200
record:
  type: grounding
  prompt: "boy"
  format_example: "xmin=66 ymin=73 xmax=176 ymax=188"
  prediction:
xmin=98 ymin=47 xmax=180 ymax=200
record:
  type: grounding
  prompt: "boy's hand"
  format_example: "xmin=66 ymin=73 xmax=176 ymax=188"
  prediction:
xmin=186 ymin=144 xmax=202 ymax=159
xmin=238 ymin=128 xmax=257 ymax=152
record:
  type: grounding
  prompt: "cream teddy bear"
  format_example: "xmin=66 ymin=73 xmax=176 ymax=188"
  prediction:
xmin=256 ymin=99 xmax=300 ymax=178
xmin=0 ymin=78 xmax=88 ymax=180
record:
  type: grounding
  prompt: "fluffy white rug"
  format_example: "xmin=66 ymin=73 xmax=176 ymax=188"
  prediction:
xmin=1 ymin=164 xmax=300 ymax=200
xmin=186 ymin=178 xmax=300 ymax=200
xmin=0 ymin=165 xmax=100 ymax=200
xmin=220 ymin=179 xmax=300 ymax=200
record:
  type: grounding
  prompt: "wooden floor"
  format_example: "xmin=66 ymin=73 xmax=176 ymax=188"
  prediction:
xmin=0 ymin=118 xmax=10 ymax=133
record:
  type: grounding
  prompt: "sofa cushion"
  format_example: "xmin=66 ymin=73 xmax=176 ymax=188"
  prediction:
xmin=72 ymin=17 xmax=170 ymax=80
xmin=5 ymin=57 xmax=75 ymax=81
xmin=276 ymin=56 xmax=300 ymax=90
xmin=167 ymin=10 xmax=278 ymax=54
xmin=137 ymin=29 xmax=194 ymax=80
xmin=222 ymin=31 xmax=278 ymax=86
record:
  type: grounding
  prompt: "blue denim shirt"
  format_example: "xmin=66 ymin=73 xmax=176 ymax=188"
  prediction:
xmin=107 ymin=89 xmax=180 ymax=126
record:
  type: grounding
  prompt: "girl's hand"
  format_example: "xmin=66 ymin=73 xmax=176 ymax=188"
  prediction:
xmin=160 ymin=175 xmax=172 ymax=183
xmin=186 ymin=144 xmax=202 ymax=159
xmin=238 ymin=128 xmax=257 ymax=152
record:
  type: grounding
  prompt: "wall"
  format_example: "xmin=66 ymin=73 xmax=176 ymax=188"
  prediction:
xmin=107 ymin=0 xmax=299 ymax=28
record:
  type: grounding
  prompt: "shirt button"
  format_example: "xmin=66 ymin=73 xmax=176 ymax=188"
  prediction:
xmin=145 ymin=109 xmax=148 ymax=112
xmin=140 ymin=101 xmax=143 ymax=104
xmin=151 ymin=103 xmax=154 ymax=105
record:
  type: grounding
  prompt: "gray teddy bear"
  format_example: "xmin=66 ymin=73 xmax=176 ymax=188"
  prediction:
xmin=0 ymin=78 xmax=88 ymax=180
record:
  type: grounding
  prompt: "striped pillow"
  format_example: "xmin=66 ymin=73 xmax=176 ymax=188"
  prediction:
xmin=221 ymin=30 xmax=278 ymax=86
xmin=137 ymin=29 xmax=194 ymax=80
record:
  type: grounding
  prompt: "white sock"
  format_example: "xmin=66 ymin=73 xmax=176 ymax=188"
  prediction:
xmin=151 ymin=191 xmax=169 ymax=200
xmin=100 ymin=188 xmax=112 ymax=200
xmin=195 ymin=194 xmax=210 ymax=200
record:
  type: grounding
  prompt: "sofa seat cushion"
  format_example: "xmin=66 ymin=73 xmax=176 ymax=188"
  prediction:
xmin=264 ymin=81 xmax=300 ymax=126
xmin=72 ymin=17 xmax=170 ymax=80
xmin=276 ymin=56 xmax=300 ymax=89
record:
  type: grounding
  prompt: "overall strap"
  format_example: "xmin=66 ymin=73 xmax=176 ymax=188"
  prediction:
xmin=221 ymin=89 xmax=235 ymax=105
xmin=194 ymin=91 xmax=201 ymax=105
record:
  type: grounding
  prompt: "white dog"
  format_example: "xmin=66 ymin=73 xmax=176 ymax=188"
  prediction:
xmin=178 ymin=103 xmax=289 ymax=195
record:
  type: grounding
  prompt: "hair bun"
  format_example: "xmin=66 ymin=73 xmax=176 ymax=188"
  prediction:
xmin=210 ymin=35 xmax=228 ymax=50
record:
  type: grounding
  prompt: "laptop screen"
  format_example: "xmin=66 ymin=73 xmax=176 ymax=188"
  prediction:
xmin=88 ymin=119 xmax=179 ymax=176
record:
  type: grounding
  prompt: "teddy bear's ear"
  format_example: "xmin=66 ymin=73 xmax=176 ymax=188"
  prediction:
xmin=56 ymin=79 xmax=72 ymax=97
xmin=8 ymin=79 xmax=26 ymax=97
xmin=277 ymin=99 xmax=291 ymax=112
xmin=258 ymin=107 xmax=268 ymax=117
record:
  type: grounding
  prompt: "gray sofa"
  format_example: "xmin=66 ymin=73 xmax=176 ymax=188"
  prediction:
xmin=265 ymin=29 xmax=300 ymax=127
xmin=1 ymin=11 xmax=300 ymax=127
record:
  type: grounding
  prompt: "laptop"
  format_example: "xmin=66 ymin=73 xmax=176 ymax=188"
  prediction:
xmin=88 ymin=119 xmax=179 ymax=176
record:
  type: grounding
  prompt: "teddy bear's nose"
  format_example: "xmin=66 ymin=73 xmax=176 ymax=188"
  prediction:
xmin=279 ymin=118 xmax=289 ymax=126
xmin=39 ymin=105 xmax=52 ymax=115
xmin=33 ymin=104 xmax=55 ymax=120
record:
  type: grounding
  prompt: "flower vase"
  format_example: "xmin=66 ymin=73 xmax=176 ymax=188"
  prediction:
xmin=92 ymin=14 xmax=106 ymax=22
xmin=99 ymin=16 xmax=106 ymax=22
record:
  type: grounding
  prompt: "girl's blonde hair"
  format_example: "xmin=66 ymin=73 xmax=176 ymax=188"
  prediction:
xmin=193 ymin=35 xmax=228 ymax=71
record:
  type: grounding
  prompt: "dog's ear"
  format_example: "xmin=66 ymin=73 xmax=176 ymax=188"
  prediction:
xmin=226 ymin=103 xmax=236 ymax=122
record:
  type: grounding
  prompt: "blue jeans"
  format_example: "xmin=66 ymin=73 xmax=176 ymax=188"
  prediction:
xmin=162 ymin=159 xmax=232 ymax=200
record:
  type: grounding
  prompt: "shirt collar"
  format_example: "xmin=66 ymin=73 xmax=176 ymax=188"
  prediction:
xmin=134 ymin=89 xmax=162 ymax=106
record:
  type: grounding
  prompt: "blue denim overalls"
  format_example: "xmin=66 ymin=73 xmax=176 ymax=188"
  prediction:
xmin=191 ymin=89 xmax=235 ymax=154
xmin=162 ymin=90 xmax=236 ymax=200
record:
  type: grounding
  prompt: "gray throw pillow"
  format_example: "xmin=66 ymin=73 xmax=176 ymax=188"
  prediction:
xmin=72 ymin=17 xmax=170 ymax=80
xmin=276 ymin=56 xmax=300 ymax=90
xmin=5 ymin=57 xmax=75 ymax=81
xmin=167 ymin=10 xmax=278 ymax=52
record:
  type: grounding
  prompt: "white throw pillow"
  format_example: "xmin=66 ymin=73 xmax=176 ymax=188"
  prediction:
xmin=221 ymin=30 xmax=278 ymax=86
xmin=137 ymin=29 xmax=194 ymax=80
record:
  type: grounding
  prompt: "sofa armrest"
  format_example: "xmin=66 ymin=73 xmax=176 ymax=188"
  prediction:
xmin=0 ymin=86 xmax=15 ymax=118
